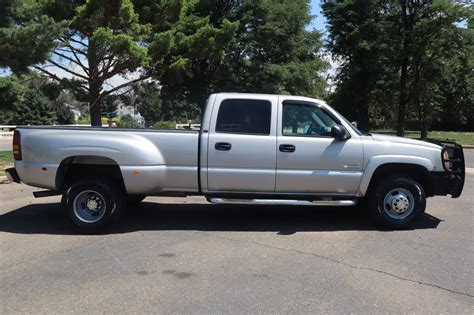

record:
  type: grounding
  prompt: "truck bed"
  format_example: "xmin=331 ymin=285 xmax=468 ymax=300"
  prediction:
xmin=14 ymin=126 xmax=200 ymax=194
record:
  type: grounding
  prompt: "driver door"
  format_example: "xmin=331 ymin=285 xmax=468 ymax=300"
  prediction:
xmin=275 ymin=99 xmax=363 ymax=194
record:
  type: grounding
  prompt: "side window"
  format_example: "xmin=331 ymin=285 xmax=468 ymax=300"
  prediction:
xmin=282 ymin=103 xmax=338 ymax=136
xmin=215 ymin=99 xmax=272 ymax=135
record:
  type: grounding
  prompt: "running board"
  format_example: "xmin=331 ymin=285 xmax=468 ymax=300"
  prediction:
xmin=33 ymin=190 xmax=62 ymax=198
xmin=207 ymin=198 xmax=357 ymax=207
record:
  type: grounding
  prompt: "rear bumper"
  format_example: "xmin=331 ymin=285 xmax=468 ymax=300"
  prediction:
xmin=5 ymin=167 xmax=21 ymax=183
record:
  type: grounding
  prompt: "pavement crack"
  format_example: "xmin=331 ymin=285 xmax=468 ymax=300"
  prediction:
xmin=194 ymin=231 xmax=473 ymax=299
xmin=102 ymin=239 xmax=131 ymax=273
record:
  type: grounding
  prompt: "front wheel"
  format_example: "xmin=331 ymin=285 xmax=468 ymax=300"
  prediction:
xmin=368 ymin=176 xmax=426 ymax=230
xmin=62 ymin=178 xmax=125 ymax=233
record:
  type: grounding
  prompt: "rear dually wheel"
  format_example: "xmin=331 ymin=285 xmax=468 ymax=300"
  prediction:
xmin=62 ymin=177 xmax=125 ymax=233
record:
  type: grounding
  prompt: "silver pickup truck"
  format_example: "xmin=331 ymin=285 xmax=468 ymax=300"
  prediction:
xmin=6 ymin=93 xmax=465 ymax=231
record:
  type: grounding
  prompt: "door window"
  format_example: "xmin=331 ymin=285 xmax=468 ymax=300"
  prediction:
xmin=282 ymin=103 xmax=338 ymax=137
xmin=216 ymin=99 xmax=271 ymax=135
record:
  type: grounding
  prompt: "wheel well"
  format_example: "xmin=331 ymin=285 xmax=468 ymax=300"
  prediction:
xmin=367 ymin=163 xmax=434 ymax=197
xmin=56 ymin=156 xmax=125 ymax=192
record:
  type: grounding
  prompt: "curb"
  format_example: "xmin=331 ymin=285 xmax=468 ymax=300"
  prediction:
xmin=0 ymin=176 xmax=10 ymax=184
xmin=462 ymin=145 xmax=474 ymax=149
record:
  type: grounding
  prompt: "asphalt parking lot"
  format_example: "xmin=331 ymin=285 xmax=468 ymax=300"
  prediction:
xmin=1 ymin=152 xmax=473 ymax=313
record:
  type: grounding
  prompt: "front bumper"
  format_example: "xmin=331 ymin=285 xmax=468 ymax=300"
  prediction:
xmin=429 ymin=171 xmax=464 ymax=198
xmin=428 ymin=141 xmax=465 ymax=198
xmin=5 ymin=167 xmax=21 ymax=183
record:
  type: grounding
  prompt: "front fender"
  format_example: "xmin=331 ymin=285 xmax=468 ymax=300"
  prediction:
xmin=359 ymin=155 xmax=434 ymax=196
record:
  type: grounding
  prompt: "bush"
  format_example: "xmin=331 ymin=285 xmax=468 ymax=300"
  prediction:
xmin=116 ymin=114 xmax=135 ymax=128
xmin=77 ymin=117 xmax=112 ymax=126
xmin=77 ymin=117 xmax=91 ymax=125
xmin=0 ymin=111 xmax=13 ymax=124
xmin=55 ymin=102 xmax=75 ymax=124
xmin=10 ymin=88 xmax=57 ymax=125
xmin=153 ymin=121 xmax=176 ymax=129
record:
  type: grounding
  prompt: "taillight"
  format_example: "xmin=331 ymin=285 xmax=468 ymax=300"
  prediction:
xmin=13 ymin=130 xmax=22 ymax=160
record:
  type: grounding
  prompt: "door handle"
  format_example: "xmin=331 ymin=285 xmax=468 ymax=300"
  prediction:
xmin=215 ymin=142 xmax=232 ymax=151
xmin=279 ymin=144 xmax=295 ymax=153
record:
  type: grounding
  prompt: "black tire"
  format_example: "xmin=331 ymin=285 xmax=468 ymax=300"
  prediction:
xmin=355 ymin=197 xmax=368 ymax=211
xmin=367 ymin=176 xmax=426 ymax=230
xmin=62 ymin=177 xmax=125 ymax=233
xmin=126 ymin=195 xmax=146 ymax=207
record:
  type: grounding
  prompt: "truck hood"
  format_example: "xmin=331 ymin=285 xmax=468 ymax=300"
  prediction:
xmin=370 ymin=133 xmax=441 ymax=149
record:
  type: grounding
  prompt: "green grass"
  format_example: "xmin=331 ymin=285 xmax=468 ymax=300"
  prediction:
xmin=0 ymin=150 xmax=13 ymax=176
xmin=374 ymin=130 xmax=474 ymax=146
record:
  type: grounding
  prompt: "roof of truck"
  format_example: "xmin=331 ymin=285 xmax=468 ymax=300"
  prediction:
xmin=211 ymin=92 xmax=326 ymax=105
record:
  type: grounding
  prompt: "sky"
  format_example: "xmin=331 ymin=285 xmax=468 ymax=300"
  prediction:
xmin=309 ymin=0 xmax=328 ymax=33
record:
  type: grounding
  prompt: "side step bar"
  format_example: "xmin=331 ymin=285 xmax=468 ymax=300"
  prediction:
xmin=33 ymin=190 xmax=62 ymax=198
xmin=207 ymin=198 xmax=357 ymax=207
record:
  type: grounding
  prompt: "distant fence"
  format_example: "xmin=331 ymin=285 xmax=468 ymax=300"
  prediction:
xmin=175 ymin=123 xmax=201 ymax=130
xmin=1 ymin=124 xmax=107 ymax=136
xmin=1 ymin=123 xmax=202 ymax=135
xmin=0 ymin=125 xmax=16 ymax=131
xmin=1 ymin=125 xmax=16 ymax=136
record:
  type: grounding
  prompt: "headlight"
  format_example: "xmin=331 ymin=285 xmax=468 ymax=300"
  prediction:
xmin=443 ymin=150 xmax=452 ymax=171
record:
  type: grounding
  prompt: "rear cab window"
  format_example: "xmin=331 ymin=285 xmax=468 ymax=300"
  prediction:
xmin=215 ymin=99 xmax=272 ymax=135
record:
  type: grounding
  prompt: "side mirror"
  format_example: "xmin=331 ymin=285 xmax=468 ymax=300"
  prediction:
xmin=330 ymin=125 xmax=348 ymax=139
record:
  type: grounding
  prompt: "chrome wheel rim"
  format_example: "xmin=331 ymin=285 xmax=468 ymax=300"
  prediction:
xmin=73 ymin=190 xmax=106 ymax=223
xmin=383 ymin=188 xmax=415 ymax=220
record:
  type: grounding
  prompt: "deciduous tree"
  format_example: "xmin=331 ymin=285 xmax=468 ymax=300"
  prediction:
xmin=388 ymin=0 xmax=471 ymax=136
xmin=323 ymin=0 xmax=472 ymax=134
xmin=166 ymin=0 xmax=328 ymax=108
xmin=323 ymin=0 xmax=392 ymax=132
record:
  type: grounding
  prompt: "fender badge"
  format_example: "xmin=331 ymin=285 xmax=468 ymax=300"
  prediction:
xmin=343 ymin=164 xmax=360 ymax=169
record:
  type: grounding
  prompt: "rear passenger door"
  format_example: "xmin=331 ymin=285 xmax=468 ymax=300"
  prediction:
xmin=207 ymin=95 xmax=278 ymax=192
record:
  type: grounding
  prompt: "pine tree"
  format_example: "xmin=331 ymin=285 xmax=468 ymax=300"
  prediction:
xmin=11 ymin=88 xmax=57 ymax=125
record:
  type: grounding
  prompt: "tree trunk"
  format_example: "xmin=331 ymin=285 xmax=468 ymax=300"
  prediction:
xmin=396 ymin=57 xmax=408 ymax=137
xmin=354 ymin=68 xmax=370 ymax=132
xmin=419 ymin=104 xmax=428 ymax=141
xmin=396 ymin=1 xmax=409 ymax=137
xmin=420 ymin=119 xmax=428 ymax=140
xmin=89 ymin=82 xmax=102 ymax=127
xmin=88 ymin=42 xmax=102 ymax=127
xmin=356 ymin=95 xmax=370 ymax=132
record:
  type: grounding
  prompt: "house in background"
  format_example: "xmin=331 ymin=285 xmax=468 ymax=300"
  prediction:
xmin=116 ymin=103 xmax=145 ymax=126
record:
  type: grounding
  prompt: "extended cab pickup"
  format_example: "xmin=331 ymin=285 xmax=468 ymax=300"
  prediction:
xmin=6 ymin=93 xmax=465 ymax=231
